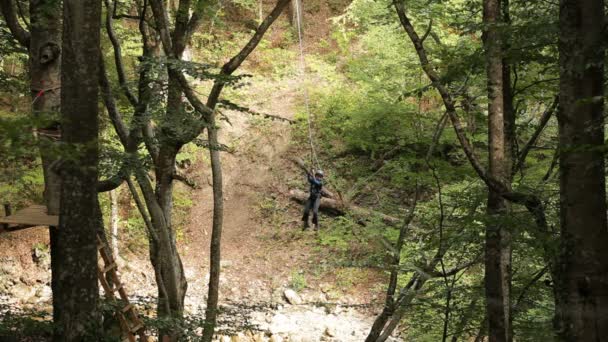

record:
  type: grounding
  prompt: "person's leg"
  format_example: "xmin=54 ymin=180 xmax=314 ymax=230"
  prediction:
xmin=312 ymin=196 xmax=321 ymax=230
xmin=302 ymin=197 xmax=312 ymax=229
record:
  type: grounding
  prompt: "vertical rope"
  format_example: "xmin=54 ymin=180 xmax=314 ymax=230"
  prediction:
xmin=294 ymin=0 xmax=320 ymax=171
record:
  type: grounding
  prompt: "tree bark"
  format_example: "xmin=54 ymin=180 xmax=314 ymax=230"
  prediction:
xmin=53 ymin=0 xmax=102 ymax=340
xmin=483 ymin=1 xmax=512 ymax=341
xmin=556 ymin=0 xmax=608 ymax=340
xmin=29 ymin=0 xmax=63 ymax=216
xmin=109 ymin=189 xmax=119 ymax=258
xmin=200 ymin=109 xmax=224 ymax=342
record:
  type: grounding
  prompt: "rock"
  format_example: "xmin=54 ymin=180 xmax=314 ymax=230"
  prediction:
xmin=220 ymin=336 xmax=231 ymax=342
xmin=32 ymin=245 xmax=50 ymax=267
xmin=220 ymin=260 xmax=234 ymax=268
xmin=283 ymin=289 xmax=302 ymax=305
xmin=10 ymin=283 xmax=36 ymax=302
xmin=324 ymin=326 xmax=336 ymax=337
xmin=231 ymin=335 xmax=241 ymax=342
xmin=253 ymin=332 xmax=265 ymax=342
xmin=36 ymin=285 xmax=52 ymax=302
xmin=269 ymin=335 xmax=283 ymax=342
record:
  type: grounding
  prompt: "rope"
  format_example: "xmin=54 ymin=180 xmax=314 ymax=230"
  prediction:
xmin=293 ymin=0 xmax=320 ymax=172
xmin=31 ymin=83 xmax=61 ymax=105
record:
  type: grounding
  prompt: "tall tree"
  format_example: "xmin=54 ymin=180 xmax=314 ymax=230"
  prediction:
xmin=556 ymin=0 xmax=608 ymax=339
xmin=483 ymin=0 xmax=512 ymax=340
xmin=99 ymin=0 xmax=291 ymax=339
xmin=52 ymin=0 xmax=102 ymax=340
xmin=0 ymin=0 xmax=63 ymax=215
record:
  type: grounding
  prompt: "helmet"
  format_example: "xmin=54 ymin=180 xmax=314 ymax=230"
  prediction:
xmin=315 ymin=170 xmax=324 ymax=177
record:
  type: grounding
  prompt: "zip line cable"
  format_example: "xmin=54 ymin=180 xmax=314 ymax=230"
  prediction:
xmin=293 ymin=0 xmax=321 ymax=172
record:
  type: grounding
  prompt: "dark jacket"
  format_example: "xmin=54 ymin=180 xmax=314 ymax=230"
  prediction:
xmin=307 ymin=174 xmax=323 ymax=198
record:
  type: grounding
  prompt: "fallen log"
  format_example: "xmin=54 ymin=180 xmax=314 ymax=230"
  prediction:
xmin=289 ymin=189 xmax=400 ymax=227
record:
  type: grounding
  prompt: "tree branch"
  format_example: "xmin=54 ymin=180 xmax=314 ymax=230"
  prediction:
xmin=426 ymin=256 xmax=481 ymax=278
xmin=173 ymin=172 xmax=199 ymax=189
xmin=421 ymin=19 xmax=433 ymax=43
xmin=104 ymin=0 xmax=139 ymax=107
xmin=0 ymin=0 xmax=30 ymax=47
xmin=149 ymin=0 xmax=291 ymax=145
xmin=97 ymin=162 xmax=129 ymax=193
xmin=99 ymin=58 xmax=131 ymax=147
xmin=512 ymin=265 xmax=549 ymax=314
xmin=394 ymin=1 xmax=549 ymax=235
xmin=172 ymin=0 xmax=192 ymax=56
xmin=220 ymin=0 xmax=291 ymax=76
xmin=513 ymin=96 xmax=558 ymax=175
xmin=218 ymin=99 xmax=295 ymax=123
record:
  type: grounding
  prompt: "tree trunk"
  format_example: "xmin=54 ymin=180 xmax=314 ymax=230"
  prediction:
xmin=556 ymin=0 xmax=608 ymax=340
xmin=109 ymin=189 xmax=119 ymax=258
xmin=201 ymin=110 xmax=224 ymax=342
xmin=365 ymin=198 xmax=416 ymax=342
xmin=53 ymin=0 xmax=102 ymax=340
xmin=483 ymin=1 xmax=511 ymax=341
xmin=28 ymin=0 xmax=63 ymax=216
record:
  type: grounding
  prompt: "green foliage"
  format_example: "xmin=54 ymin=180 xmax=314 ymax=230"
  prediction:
xmin=289 ymin=269 xmax=308 ymax=291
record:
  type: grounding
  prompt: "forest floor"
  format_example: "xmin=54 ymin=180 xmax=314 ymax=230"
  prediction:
xmin=0 ymin=75 xmax=397 ymax=341
xmin=177 ymin=75 xmax=391 ymax=340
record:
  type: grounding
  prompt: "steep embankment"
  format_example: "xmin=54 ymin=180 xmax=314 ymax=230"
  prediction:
xmin=180 ymin=75 xmax=388 ymax=340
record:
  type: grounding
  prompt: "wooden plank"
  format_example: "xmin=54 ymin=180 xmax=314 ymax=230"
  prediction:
xmin=0 ymin=205 xmax=58 ymax=226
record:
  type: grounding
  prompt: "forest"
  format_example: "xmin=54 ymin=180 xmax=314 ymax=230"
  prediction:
xmin=0 ymin=0 xmax=606 ymax=341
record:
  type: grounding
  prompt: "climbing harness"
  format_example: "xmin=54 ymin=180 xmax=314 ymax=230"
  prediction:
xmin=293 ymin=0 xmax=321 ymax=172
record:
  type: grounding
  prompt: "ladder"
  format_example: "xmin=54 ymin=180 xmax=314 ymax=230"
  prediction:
xmin=97 ymin=235 xmax=147 ymax=342
xmin=0 ymin=205 xmax=147 ymax=341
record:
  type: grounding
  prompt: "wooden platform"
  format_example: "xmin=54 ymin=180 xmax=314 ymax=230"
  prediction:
xmin=0 ymin=205 xmax=59 ymax=228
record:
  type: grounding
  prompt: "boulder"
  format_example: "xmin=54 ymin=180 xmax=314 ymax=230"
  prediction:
xmin=35 ymin=285 xmax=52 ymax=303
xmin=324 ymin=326 xmax=336 ymax=337
xmin=253 ymin=332 xmax=265 ymax=342
xmin=220 ymin=260 xmax=234 ymax=268
xmin=269 ymin=335 xmax=283 ymax=342
xmin=283 ymin=289 xmax=302 ymax=305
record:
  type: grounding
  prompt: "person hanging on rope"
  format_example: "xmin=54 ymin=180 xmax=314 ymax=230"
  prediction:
xmin=302 ymin=168 xmax=324 ymax=231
